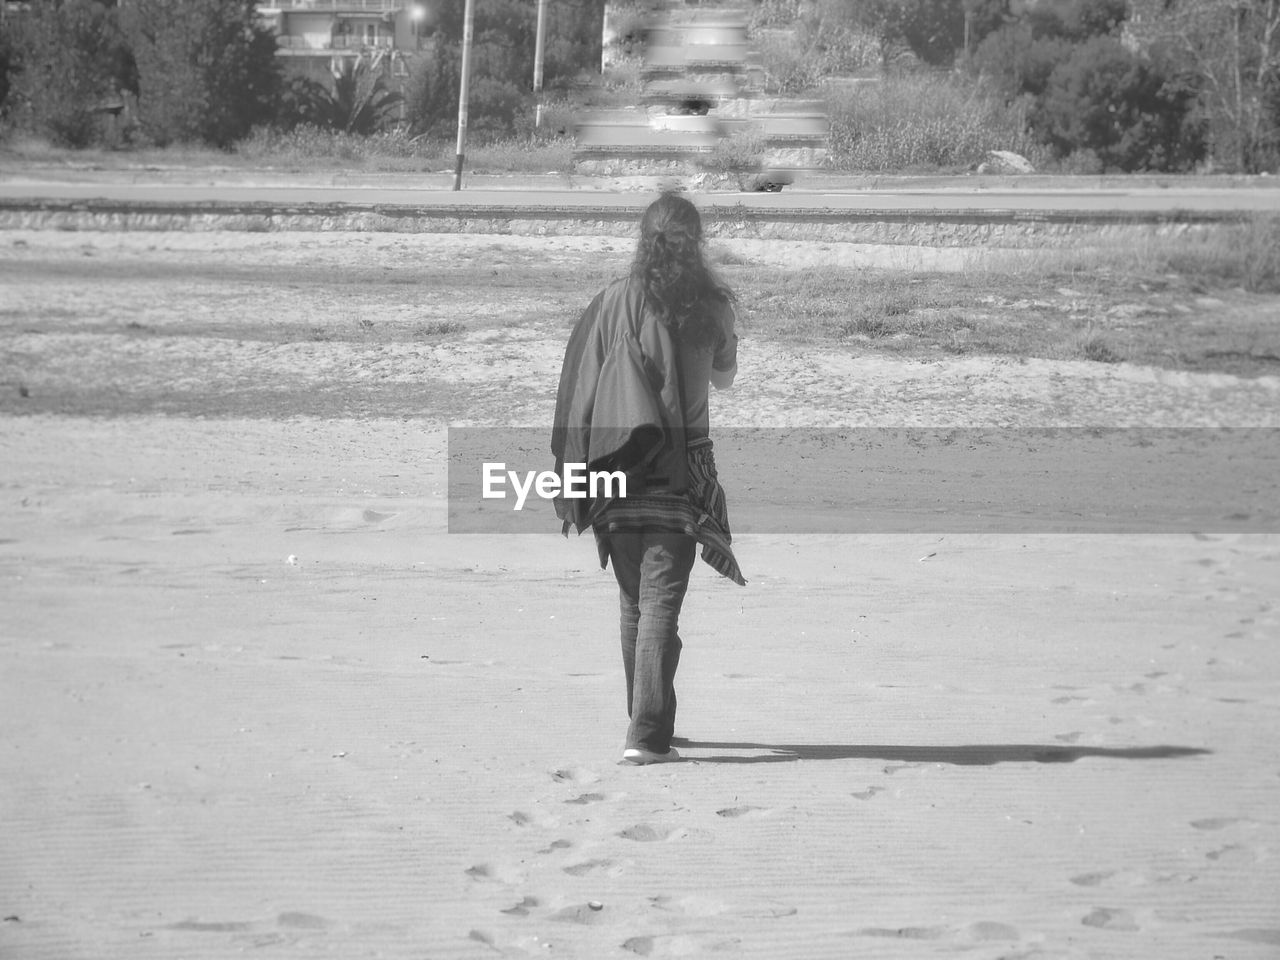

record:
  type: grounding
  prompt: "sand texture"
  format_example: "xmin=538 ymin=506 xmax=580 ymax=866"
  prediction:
xmin=2 ymin=229 xmax=1279 ymax=959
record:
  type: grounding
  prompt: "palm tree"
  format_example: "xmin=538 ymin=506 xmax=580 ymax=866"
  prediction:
xmin=326 ymin=53 xmax=404 ymax=135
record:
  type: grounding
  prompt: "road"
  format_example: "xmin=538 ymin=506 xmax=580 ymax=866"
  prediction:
xmin=2 ymin=169 xmax=1279 ymax=217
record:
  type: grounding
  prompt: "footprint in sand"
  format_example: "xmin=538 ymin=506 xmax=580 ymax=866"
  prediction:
xmin=715 ymin=805 xmax=769 ymax=818
xmin=276 ymin=913 xmax=328 ymax=930
xmin=1190 ymin=816 xmax=1243 ymax=830
xmin=617 ymin=823 xmax=679 ymax=842
xmin=860 ymin=922 xmax=1019 ymax=943
xmin=963 ymin=921 xmax=1020 ymax=942
xmin=1225 ymin=929 xmax=1280 ymax=946
xmin=507 ymin=809 xmax=561 ymax=829
xmin=550 ymin=903 xmax=608 ymax=924
xmin=851 ymin=787 xmax=885 ymax=801
xmin=465 ymin=862 xmax=524 ymax=884
xmin=168 ymin=920 xmax=255 ymax=933
xmin=883 ymin=763 xmax=922 ymax=776
xmin=538 ymin=839 xmax=573 ymax=855
xmin=1070 ymin=871 xmax=1115 ymax=887
xmin=552 ymin=766 xmax=601 ymax=786
xmin=564 ymin=792 xmax=609 ymax=805
xmin=859 ymin=926 xmax=948 ymax=940
xmin=1205 ymin=844 xmax=1247 ymax=862
xmin=1082 ymin=907 xmax=1139 ymax=931
xmin=500 ymin=896 xmax=539 ymax=917
xmin=650 ymin=894 xmax=796 ymax=920
xmin=622 ymin=933 xmax=743 ymax=956
xmin=563 ymin=857 xmax=624 ymax=878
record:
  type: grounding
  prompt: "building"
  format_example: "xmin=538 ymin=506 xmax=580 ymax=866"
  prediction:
xmin=258 ymin=0 xmax=432 ymax=85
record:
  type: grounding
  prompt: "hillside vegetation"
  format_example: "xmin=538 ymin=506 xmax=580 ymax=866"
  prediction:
xmin=0 ymin=0 xmax=1276 ymax=173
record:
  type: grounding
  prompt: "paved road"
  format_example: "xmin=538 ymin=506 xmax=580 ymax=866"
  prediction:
xmin=3 ymin=170 xmax=1279 ymax=215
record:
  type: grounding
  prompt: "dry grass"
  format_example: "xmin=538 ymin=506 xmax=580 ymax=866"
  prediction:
xmin=720 ymin=221 xmax=1280 ymax=374
xmin=985 ymin=219 xmax=1278 ymax=293
xmin=823 ymin=74 xmax=1046 ymax=173
xmin=2 ymin=222 xmax=1277 ymax=424
xmin=0 ymin=129 xmax=578 ymax=175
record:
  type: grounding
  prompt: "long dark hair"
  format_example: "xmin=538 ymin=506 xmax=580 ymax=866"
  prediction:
xmin=631 ymin=193 xmax=735 ymax=349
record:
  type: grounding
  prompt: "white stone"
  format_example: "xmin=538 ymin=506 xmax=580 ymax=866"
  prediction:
xmin=977 ymin=150 xmax=1036 ymax=175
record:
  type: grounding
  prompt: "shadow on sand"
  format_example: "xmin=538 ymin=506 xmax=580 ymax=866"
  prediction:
xmin=674 ymin=741 xmax=1211 ymax=766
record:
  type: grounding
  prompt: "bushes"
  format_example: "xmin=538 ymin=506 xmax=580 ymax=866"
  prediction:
xmin=233 ymin=124 xmax=574 ymax=173
xmin=825 ymin=73 xmax=1043 ymax=171
xmin=1036 ymin=39 xmax=1205 ymax=172
xmin=2 ymin=0 xmax=597 ymax=149
xmin=970 ymin=1 xmax=1205 ymax=172
xmin=2 ymin=0 xmax=137 ymax=147
xmin=277 ymin=59 xmax=403 ymax=137
xmin=404 ymin=0 xmax=602 ymax=139
xmin=121 ymin=0 xmax=280 ymax=148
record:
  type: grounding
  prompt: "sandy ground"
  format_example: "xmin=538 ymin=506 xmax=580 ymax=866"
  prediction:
xmin=2 ymin=229 xmax=1279 ymax=959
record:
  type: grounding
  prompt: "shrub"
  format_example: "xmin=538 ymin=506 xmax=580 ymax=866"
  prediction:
xmin=754 ymin=30 xmax=830 ymax=95
xmin=1035 ymin=37 xmax=1206 ymax=171
xmin=323 ymin=58 xmax=404 ymax=136
xmin=706 ymin=125 xmax=768 ymax=173
xmin=971 ymin=23 xmax=1074 ymax=99
xmin=467 ymin=77 xmax=532 ymax=139
xmin=882 ymin=0 xmax=968 ymax=66
xmin=825 ymin=72 xmax=1042 ymax=171
xmin=411 ymin=0 xmax=602 ymax=138
xmin=752 ymin=3 xmax=891 ymax=93
xmin=3 ymin=0 xmax=137 ymax=147
xmin=121 ymin=0 xmax=280 ymax=148
xmin=1163 ymin=215 xmax=1280 ymax=294
xmin=404 ymin=42 xmax=462 ymax=138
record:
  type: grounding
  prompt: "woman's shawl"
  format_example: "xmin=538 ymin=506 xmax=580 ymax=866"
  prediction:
xmin=551 ymin=278 xmax=688 ymax=534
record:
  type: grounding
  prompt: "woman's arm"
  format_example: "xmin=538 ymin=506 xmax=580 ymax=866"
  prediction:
xmin=710 ymin=302 xmax=738 ymax=390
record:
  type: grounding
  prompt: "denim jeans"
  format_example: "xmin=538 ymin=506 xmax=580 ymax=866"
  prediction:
xmin=605 ymin=530 xmax=697 ymax=753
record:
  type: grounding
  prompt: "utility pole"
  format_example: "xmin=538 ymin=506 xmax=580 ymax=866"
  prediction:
xmin=454 ymin=0 xmax=476 ymax=190
xmin=533 ymin=0 xmax=548 ymax=128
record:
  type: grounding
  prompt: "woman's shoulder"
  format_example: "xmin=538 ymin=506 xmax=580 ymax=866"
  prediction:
xmin=704 ymin=291 xmax=737 ymax=327
xmin=594 ymin=276 xmax=643 ymax=311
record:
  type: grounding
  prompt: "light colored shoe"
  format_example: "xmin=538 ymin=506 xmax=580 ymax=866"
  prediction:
xmin=621 ymin=746 xmax=682 ymax=765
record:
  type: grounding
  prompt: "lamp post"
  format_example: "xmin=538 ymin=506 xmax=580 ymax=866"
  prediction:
xmin=533 ymin=0 xmax=547 ymax=128
xmin=409 ymin=3 xmax=425 ymax=50
xmin=453 ymin=0 xmax=475 ymax=190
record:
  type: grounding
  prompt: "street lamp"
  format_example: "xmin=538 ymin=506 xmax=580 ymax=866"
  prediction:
xmin=533 ymin=0 xmax=547 ymax=127
xmin=409 ymin=3 xmax=425 ymax=49
xmin=454 ymin=0 xmax=475 ymax=190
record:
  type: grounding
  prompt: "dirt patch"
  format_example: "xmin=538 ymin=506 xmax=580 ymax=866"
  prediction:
xmin=2 ymin=230 xmax=1278 ymax=424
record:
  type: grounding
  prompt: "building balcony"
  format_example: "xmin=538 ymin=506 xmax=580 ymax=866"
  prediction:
xmin=263 ymin=0 xmax=403 ymax=11
xmin=276 ymin=34 xmax=396 ymax=53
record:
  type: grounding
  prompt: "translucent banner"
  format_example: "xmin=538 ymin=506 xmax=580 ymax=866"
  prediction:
xmin=447 ymin=427 xmax=1280 ymax=534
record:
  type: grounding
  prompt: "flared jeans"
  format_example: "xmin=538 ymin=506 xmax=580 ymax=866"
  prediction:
xmin=605 ymin=530 xmax=697 ymax=754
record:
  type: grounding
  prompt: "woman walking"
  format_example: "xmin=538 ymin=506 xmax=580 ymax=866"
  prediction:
xmin=552 ymin=193 xmax=744 ymax=766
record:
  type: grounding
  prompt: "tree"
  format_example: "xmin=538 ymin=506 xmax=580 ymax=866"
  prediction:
xmin=1128 ymin=0 xmax=1280 ymax=170
xmin=1036 ymin=36 xmax=1207 ymax=170
xmin=0 ymin=20 xmax=14 ymax=115
xmin=972 ymin=21 xmax=1075 ymax=97
xmin=120 ymin=0 xmax=280 ymax=147
xmin=405 ymin=0 xmax=602 ymax=137
xmin=332 ymin=57 xmax=404 ymax=135
xmin=2 ymin=0 xmax=137 ymax=146
xmin=277 ymin=58 xmax=404 ymax=135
